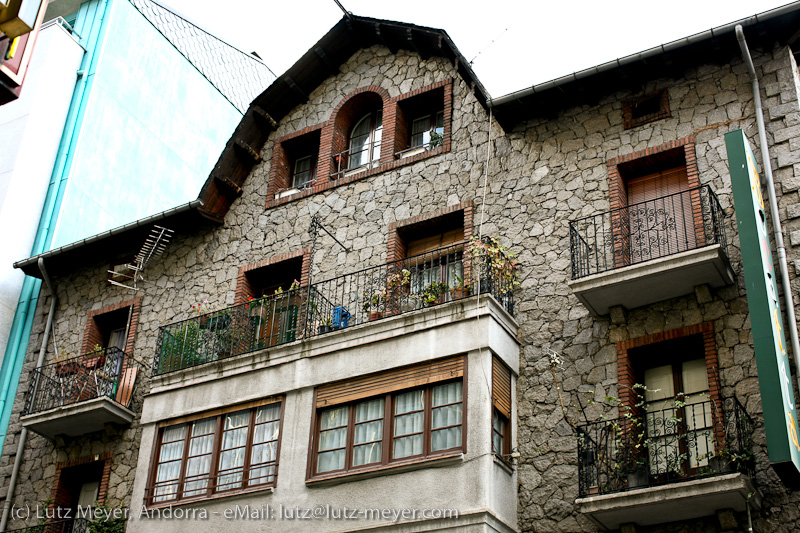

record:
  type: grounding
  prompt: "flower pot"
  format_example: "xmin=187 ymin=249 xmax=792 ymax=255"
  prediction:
xmin=318 ymin=325 xmax=332 ymax=334
xmin=450 ymin=287 xmax=468 ymax=300
xmin=627 ymin=470 xmax=648 ymax=489
xmin=369 ymin=311 xmax=383 ymax=321
xmin=709 ymin=456 xmax=735 ymax=473
xmin=587 ymin=486 xmax=600 ymax=495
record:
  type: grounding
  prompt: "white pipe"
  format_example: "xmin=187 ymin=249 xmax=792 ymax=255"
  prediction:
xmin=0 ymin=260 xmax=57 ymax=532
xmin=736 ymin=25 xmax=800 ymax=398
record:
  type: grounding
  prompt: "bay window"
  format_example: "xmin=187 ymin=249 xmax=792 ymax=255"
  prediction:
xmin=148 ymin=399 xmax=282 ymax=504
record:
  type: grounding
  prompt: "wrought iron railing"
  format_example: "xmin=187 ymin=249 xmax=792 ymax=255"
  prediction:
xmin=154 ymin=238 xmax=516 ymax=375
xmin=6 ymin=518 xmax=88 ymax=532
xmin=569 ymin=185 xmax=726 ymax=279
xmin=330 ymin=141 xmax=381 ymax=178
xmin=576 ymin=396 xmax=754 ymax=497
xmin=22 ymin=347 xmax=139 ymax=416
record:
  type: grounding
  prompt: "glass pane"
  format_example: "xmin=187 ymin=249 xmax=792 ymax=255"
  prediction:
xmin=433 ymin=382 xmax=462 ymax=406
xmin=394 ymin=412 xmax=423 ymax=436
xmin=249 ymin=465 xmax=276 ymax=485
xmin=644 ymin=365 xmax=674 ymax=405
xmin=221 ymin=426 xmax=248 ymax=450
xmin=250 ymin=441 xmax=277 ymax=465
xmin=224 ymin=410 xmax=249 ymax=429
xmin=319 ymin=427 xmax=347 ymax=452
xmin=393 ymin=434 xmax=422 ymax=459
xmin=681 ymin=359 xmax=709 ymax=396
xmin=431 ymin=426 xmax=461 ymax=451
xmin=320 ymin=406 xmax=348 ymax=430
xmin=318 ymin=449 xmax=345 ymax=473
xmin=432 ymin=404 xmax=462 ymax=429
xmin=159 ymin=441 xmax=184 ymax=463
xmin=188 ymin=434 xmax=214 ymax=456
xmin=253 ymin=420 xmax=280 ymax=444
xmin=355 ymin=398 xmax=384 ymax=422
xmin=354 ymin=419 xmax=382 ymax=445
xmin=395 ymin=390 xmax=424 ymax=415
xmin=492 ymin=431 xmax=503 ymax=455
xmin=353 ymin=442 xmax=382 ymax=467
xmin=162 ymin=424 xmax=186 ymax=443
xmin=255 ymin=403 xmax=281 ymax=424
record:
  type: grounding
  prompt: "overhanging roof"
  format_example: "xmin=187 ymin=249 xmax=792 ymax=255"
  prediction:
xmin=490 ymin=1 xmax=800 ymax=128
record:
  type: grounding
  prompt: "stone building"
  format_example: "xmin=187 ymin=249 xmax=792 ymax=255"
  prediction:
xmin=4 ymin=4 xmax=800 ymax=532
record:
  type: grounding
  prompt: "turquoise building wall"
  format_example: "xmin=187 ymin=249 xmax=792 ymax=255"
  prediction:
xmin=0 ymin=0 xmax=244 ymax=450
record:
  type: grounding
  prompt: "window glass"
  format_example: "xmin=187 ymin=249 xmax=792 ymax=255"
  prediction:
xmin=492 ymin=410 xmax=505 ymax=455
xmin=353 ymin=398 xmax=384 ymax=467
xmin=292 ymin=155 xmax=314 ymax=188
xmin=318 ymin=406 xmax=349 ymax=473
xmin=154 ymin=424 xmax=187 ymax=502
xmin=348 ymin=110 xmax=382 ymax=169
xmin=393 ymin=390 xmax=424 ymax=459
xmin=431 ymin=382 xmax=462 ymax=451
xmin=250 ymin=404 xmax=280 ymax=485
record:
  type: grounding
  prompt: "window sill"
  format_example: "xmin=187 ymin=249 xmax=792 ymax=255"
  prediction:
xmin=306 ymin=452 xmax=463 ymax=487
xmin=144 ymin=485 xmax=274 ymax=511
xmin=493 ymin=454 xmax=514 ymax=475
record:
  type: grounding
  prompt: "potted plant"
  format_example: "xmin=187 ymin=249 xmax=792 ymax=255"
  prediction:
xmin=450 ymin=275 xmax=471 ymax=300
xmin=469 ymin=236 xmax=520 ymax=295
xmin=318 ymin=316 xmax=334 ymax=334
xmin=419 ymin=281 xmax=449 ymax=307
xmin=362 ymin=290 xmax=385 ymax=321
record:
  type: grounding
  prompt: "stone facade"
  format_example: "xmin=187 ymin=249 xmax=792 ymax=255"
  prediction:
xmin=4 ymin=15 xmax=800 ymax=533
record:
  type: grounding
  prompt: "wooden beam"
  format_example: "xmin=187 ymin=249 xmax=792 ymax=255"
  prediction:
xmin=251 ymin=106 xmax=277 ymax=131
xmin=406 ymin=28 xmax=428 ymax=60
xmin=213 ymin=174 xmax=243 ymax=196
xmin=314 ymin=46 xmax=338 ymax=75
xmin=284 ymin=75 xmax=308 ymax=103
xmin=234 ymin=139 xmax=262 ymax=165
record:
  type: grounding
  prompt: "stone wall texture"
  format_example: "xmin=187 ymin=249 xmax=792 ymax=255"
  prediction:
xmin=4 ymin=38 xmax=800 ymax=533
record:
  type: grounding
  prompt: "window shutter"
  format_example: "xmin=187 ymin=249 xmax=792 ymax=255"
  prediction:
xmin=406 ymin=228 xmax=465 ymax=257
xmin=316 ymin=356 xmax=465 ymax=408
xmin=492 ymin=356 xmax=512 ymax=419
xmin=626 ymin=166 xmax=688 ymax=204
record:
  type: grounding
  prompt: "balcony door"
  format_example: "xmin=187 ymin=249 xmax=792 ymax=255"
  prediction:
xmin=627 ymin=165 xmax=695 ymax=264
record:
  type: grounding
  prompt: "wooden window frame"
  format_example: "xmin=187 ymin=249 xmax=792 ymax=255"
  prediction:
xmin=491 ymin=356 xmax=512 ymax=459
xmin=145 ymin=397 xmax=284 ymax=507
xmin=310 ymin=379 xmax=465 ymax=478
xmin=492 ymin=409 xmax=510 ymax=457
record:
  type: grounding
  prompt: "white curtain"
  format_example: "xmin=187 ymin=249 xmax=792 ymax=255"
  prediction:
xmin=393 ymin=390 xmax=424 ymax=459
xmin=318 ymin=406 xmax=348 ymax=472
xmin=217 ymin=410 xmax=249 ymax=490
xmin=183 ymin=418 xmax=214 ymax=497
xmin=353 ymin=398 xmax=384 ymax=466
xmin=154 ymin=424 xmax=186 ymax=502
xmin=250 ymin=404 xmax=281 ymax=485
xmin=431 ymin=382 xmax=462 ymax=452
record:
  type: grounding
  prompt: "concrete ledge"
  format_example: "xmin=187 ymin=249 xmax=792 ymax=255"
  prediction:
xmin=575 ymin=473 xmax=761 ymax=530
xmin=568 ymin=244 xmax=734 ymax=316
xmin=21 ymin=397 xmax=135 ymax=440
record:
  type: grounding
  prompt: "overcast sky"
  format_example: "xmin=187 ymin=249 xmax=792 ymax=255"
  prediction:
xmin=159 ymin=0 xmax=793 ymax=98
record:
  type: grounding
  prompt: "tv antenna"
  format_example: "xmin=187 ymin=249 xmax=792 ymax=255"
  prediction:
xmin=469 ymin=27 xmax=509 ymax=66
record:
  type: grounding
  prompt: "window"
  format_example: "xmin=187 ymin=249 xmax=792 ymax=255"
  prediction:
xmin=348 ymin=109 xmax=382 ymax=170
xmin=311 ymin=356 xmax=466 ymax=478
xmin=623 ymin=89 xmax=670 ymax=129
xmin=410 ymin=111 xmax=444 ymax=149
xmin=491 ymin=356 xmax=512 ymax=457
xmin=292 ymin=154 xmax=315 ymax=189
xmin=629 ymin=334 xmax=715 ymax=477
xmin=148 ymin=400 xmax=282 ymax=504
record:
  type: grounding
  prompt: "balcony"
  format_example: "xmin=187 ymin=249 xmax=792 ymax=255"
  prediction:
xmin=568 ymin=186 xmax=734 ymax=315
xmin=575 ymin=397 xmax=760 ymax=530
xmin=21 ymin=347 xmax=139 ymax=439
xmin=154 ymin=239 xmax=516 ymax=375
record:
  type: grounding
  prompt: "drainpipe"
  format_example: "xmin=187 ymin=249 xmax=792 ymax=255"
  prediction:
xmin=736 ymin=25 xmax=800 ymax=394
xmin=0 ymin=260 xmax=57 ymax=532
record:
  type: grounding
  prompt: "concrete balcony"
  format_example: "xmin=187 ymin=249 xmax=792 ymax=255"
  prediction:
xmin=20 ymin=347 xmax=139 ymax=439
xmin=568 ymin=185 xmax=733 ymax=316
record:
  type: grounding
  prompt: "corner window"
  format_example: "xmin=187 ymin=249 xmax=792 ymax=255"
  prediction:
xmin=147 ymin=399 xmax=282 ymax=505
xmin=348 ymin=110 xmax=382 ymax=170
xmin=311 ymin=356 xmax=466 ymax=479
xmin=491 ymin=356 xmax=512 ymax=457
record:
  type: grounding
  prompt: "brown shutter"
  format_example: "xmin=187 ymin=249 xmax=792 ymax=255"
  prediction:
xmin=316 ymin=356 xmax=465 ymax=408
xmin=626 ymin=166 xmax=688 ymax=204
xmin=492 ymin=356 xmax=512 ymax=419
xmin=406 ymin=228 xmax=464 ymax=257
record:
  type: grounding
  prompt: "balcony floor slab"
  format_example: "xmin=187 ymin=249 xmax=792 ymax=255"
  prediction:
xmin=575 ymin=473 xmax=761 ymax=530
xmin=568 ymin=244 xmax=734 ymax=316
xmin=21 ymin=397 xmax=135 ymax=439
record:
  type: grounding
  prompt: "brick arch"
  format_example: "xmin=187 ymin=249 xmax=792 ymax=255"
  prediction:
xmin=318 ymin=86 xmax=394 ymax=179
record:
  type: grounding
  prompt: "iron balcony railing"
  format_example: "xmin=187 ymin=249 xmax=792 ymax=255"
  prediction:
xmin=22 ymin=347 xmax=139 ymax=416
xmin=330 ymin=142 xmax=381 ymax=178
xmin=569 ymin=185 xmax=726 ymax=280
xmin=155 ymin=238 xmax=516 ymax=375
xmin=6 ymin=518 xmax=88 ymax=533
xmin=577 ymin=396 xmax=754 ymax=498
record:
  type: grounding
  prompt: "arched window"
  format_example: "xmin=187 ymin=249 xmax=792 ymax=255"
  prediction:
xmin=348 ymin=109 xmax=382 ymax=170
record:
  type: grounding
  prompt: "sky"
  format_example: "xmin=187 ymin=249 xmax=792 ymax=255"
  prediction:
xmin=159 ymin=0 xmax=794 ymax=98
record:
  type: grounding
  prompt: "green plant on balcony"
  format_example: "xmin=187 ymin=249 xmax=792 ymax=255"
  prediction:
xmin=469 ymin=236 xmax=520 ymax=295
xmin=419 ymin=281 xmax=449 ymax=307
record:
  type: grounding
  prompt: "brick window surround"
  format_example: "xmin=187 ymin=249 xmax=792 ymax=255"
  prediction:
xmin=50 ymin=453 xmax=112 ymax=512
xmin=623 ymin=89 xmax=671 ymax=129
xmin=616 ymin=322 xmax=721 ymax=413
xmin=81 ymin=299 xmax=141 ymax=356
xmin=387 ymin=201 xmax=474 ymax=264
xmin=606 ymin=137 xmax=703 ymax=268
xmin=266 ymin=79 xmax=453 ymax=210
xmin=234 ymin=248 xmax=311 ymax=305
